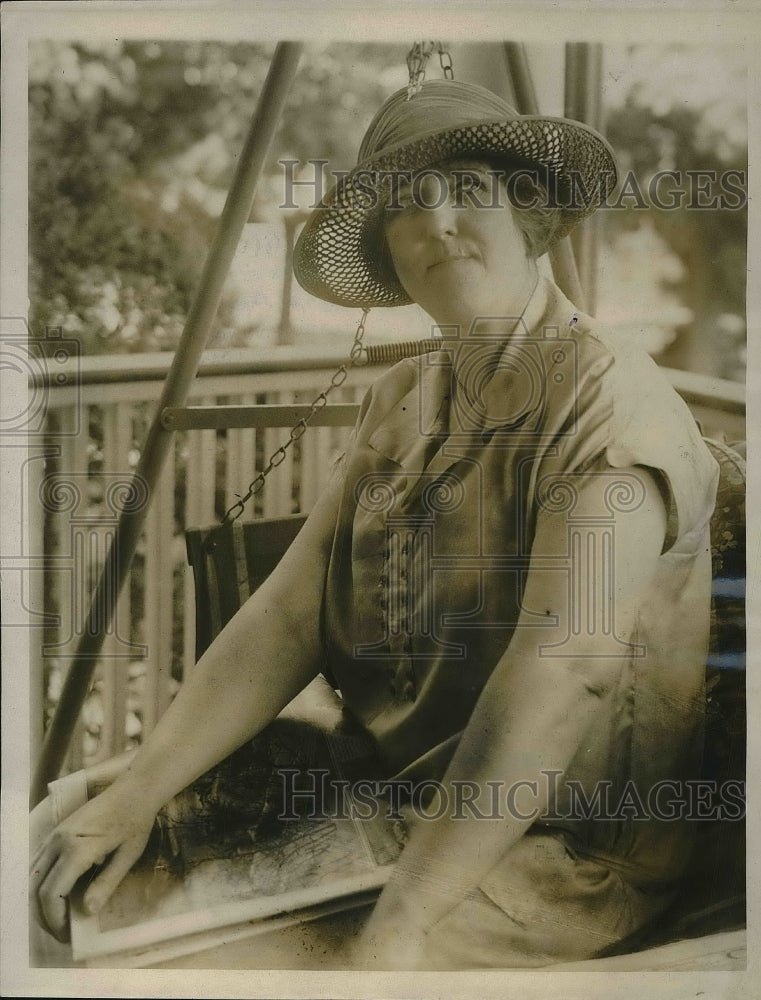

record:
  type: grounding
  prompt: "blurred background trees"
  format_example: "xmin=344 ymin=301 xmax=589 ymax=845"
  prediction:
xmin=29 ymin=40 xmax=746 ymax=380
xmin=29 ymin=40 xmax=404 ymax=354
xmin=600 ymin=45 xmax=747 ymax=381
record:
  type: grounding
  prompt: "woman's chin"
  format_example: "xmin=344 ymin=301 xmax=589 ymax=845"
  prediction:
xmin=420 ymin=277 xmax=491 ymax=328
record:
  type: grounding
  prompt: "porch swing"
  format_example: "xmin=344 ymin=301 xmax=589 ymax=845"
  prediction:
xmin=32 ymin=40 xmax=746 ymax=970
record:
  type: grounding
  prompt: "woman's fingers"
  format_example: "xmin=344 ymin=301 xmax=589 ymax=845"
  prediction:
xmin=81 ymin=835 xmax=149 ymax=915
xmin=37 ymin=840 xmax=98 ymax=941
xmin=36 ymin=831 xmax=145 ymax=940
xmin=37 ymin=822 xmax=152 ymax=941
xmin=29 ymin=835 xmax=70 ymax=938
xmin=30 ymin=836 xmax=59 ymax=891
xmin=31 ymin=778 xmax=158 ymax=942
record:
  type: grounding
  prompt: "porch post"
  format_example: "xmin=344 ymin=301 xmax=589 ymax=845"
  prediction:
xmin=503 ymin=42 xmax=586 ymax=311
xmin=564 ymin=42 xmax=604 ymax=314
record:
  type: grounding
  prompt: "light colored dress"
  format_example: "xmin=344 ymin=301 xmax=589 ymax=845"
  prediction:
xmin=321 ymin=275 xmax=719 ymax=966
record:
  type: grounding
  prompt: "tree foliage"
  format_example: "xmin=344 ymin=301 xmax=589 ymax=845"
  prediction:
xmin=29 ymin=40 xmax=402 ymax=354
xmin=602 ymin=46 xmax=747 ymax=377
xmin=29 ymin=40 xmax=746 ymax=376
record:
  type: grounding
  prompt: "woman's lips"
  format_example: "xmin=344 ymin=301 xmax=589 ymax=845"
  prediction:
xmin=428 ymin=254 xmax=472 ymax=270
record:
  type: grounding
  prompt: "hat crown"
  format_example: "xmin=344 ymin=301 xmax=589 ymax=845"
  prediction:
xmin=358 ymin=80 xmax=520 ymax=162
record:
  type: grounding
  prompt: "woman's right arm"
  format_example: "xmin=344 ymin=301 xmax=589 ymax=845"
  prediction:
xmin=32 ymin=473 xmax=342 ymax=941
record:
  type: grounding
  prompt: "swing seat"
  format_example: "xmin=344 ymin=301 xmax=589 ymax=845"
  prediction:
xmin=186 ymin=513 xmax=308 ymax=660
xmin=184 ymin=510 xmax=376 ymax=772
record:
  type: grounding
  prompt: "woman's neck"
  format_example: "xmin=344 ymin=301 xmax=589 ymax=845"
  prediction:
xmin=442 ymin=269 xmax=540 ymax=392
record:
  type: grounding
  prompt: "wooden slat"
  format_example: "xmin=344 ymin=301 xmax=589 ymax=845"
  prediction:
xmin=55 ymin=406 xmax=89 ymax=774
xmin=294 ymin=381 xmax=358 ymax=510
xmin=238 ymin=424 xmax=258 ymax=504
xmin=180 ymin=367 xmax=371 ymax=404
xmin=290 ymin=385 xmax=331 ymax=512
xmin=181 ymin=396 xmax=218 ymax=677
xmin=261 ymin=391 xmax=295 ymax=518
xmin=223 ymin=397 xmax=244 ymax=513
xmin=141 ymin=457 xmax=175 ymax=736
xmin=182 ymin=557 xmax=197 ymax=681
xmin=29 ymin=443 xmax=47 ymax=761
xmin=94 ymin=405 xmax=132 ymax=762
xmin=163 ymin=403 xmax=359 ymax=431
xmin=224 ymin=396 xmax=258 ymax=512
xmin=43 ymin=354 xmax=746 ymax=419
xmin=298 ymin=424 xmax=329 ymax=511
xmin=64 ymin=363 xmax=375 ymax=407
xmin=185 ymin=396 xmax=218 ymax=526
xmin=38 ymin=344 xmax=382 ymax=390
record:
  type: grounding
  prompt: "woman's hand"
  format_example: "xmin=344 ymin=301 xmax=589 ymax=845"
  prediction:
xmin=29 ymin=476 xmax=344 ymax=945
xmin=30 ymin=773 xmax=156 ymax=942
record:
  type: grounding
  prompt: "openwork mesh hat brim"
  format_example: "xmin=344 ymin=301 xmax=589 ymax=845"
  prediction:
xmin=294 ymin=116 xmax=617 ymax=309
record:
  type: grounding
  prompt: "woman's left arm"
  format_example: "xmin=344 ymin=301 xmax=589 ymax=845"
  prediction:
xmin=357 ymin=464 xmax=668 ymax=969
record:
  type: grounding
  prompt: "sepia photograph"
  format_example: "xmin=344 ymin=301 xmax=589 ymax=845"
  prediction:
xmin=1 ymin=2 xmax=756 ymax=996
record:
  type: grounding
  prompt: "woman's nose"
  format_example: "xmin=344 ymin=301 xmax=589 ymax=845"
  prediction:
xmin=414 ymin=175 xmax=460 ymax=238
xmin=424 ymin=200 xmax=458 ymax=238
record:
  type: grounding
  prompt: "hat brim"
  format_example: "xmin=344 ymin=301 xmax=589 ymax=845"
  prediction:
xmin=293 ymin=115 xmax=618 ymax=309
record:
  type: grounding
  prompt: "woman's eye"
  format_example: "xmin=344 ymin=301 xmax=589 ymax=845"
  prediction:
xmin=385 ymin=196 xmax=417 ymax=218
xmin=449 ymin=173 xmax=488 ymax=201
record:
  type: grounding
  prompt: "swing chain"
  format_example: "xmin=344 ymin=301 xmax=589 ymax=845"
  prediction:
xmin=406 ymin=41 xmax=454 ymax=99
xmin=406 ymin=41 xmax=435 ymax=99
xmin=222 ymin=309 xmax=369 ymax=524
xmin=438 ymin=43 xmax=454 ymax=80
xmin=223 ymin=38 xmax=450 ymax=523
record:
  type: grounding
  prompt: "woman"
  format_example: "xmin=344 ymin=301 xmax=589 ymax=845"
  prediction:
xmin=32 ymin=80 xmax=718 ymax=969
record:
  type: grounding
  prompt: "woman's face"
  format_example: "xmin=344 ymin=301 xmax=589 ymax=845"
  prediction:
xmin=383 ymin=159 xmax=535 ymax=331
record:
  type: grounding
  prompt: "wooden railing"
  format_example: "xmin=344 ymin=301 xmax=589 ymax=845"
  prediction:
xmin=37 ymin=347 xmax=377 ymax=773
xmin=36 ymin=347 xmax=745 ymax=772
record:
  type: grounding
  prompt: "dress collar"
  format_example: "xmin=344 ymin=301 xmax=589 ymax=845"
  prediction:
xmin=366 ymin=276 xmax=579 ymax=472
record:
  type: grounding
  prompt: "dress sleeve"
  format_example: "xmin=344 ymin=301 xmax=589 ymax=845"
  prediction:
xmin=548 ymin=332 xmax=718 ymax=555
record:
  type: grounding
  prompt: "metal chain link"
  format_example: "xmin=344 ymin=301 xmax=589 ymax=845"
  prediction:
xmin=225 ymin=40 xmax=452 ymax=521
xmin=406 ymin=41 xmax=436 ymax=100
xmin=222 ymin=309 xmax=369 ymax=524
xmin=438 ymin=43 xmax=454 ymax=80
xmin=406 ymin=41 xmax=454 ymax=99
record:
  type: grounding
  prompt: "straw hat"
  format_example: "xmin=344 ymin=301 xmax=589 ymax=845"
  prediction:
xmin=293 ymin=80 xmax=618 ymax=309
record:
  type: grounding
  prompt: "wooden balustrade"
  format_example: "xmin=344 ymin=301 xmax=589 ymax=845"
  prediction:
xmin=35 ymin=348 xmax=745 ymax=769
xmin=38 ymin=351 xmax=380 ymax=768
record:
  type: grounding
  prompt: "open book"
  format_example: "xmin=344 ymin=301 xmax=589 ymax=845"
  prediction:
xmin=55 ymin=698 xmax=405 ymax=967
